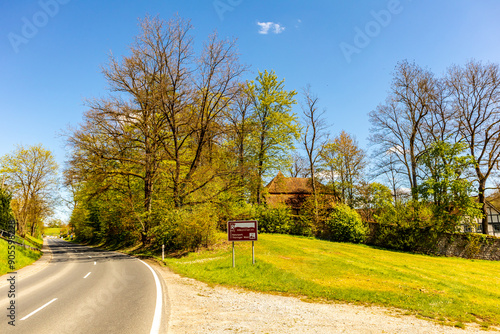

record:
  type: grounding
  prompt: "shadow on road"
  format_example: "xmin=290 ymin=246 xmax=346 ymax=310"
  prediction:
xmin=47 ymin=240 xmax=133 ymax=263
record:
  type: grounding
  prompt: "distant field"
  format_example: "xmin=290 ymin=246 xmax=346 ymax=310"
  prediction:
xmin=0 ymin=238 xmax=41 ymax=275
xmin=44 ymin=227 xmax=62 ymax=236
xmin=24 ymin=234 xmax=43 ymax=249
xmin=165 ymin=233 xmax=500 ymax=329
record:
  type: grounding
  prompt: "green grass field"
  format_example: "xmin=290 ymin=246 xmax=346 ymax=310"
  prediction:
xmin=0 ymin=238 xmax=42 ymax=275
xmin=165 ymin=233 xmax=500 ymax=329
xmin=44 ymin=227 xmax=62 ymax=236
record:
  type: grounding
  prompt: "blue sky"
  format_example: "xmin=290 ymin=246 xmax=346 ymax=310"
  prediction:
xmin=1 ymin=0 xmax=500 ymax=219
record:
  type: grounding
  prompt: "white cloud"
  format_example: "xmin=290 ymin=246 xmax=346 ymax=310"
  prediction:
xmin=387 ymin=145 xmax=405 ymax=155
xmin=257 ymin=22 xmax=285 ymax=35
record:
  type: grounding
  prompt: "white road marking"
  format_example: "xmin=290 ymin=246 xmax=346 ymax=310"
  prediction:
xmin=139 ymin=259 xmax=162 ymax=334
xmin=88 ymin=256 xmax=92 ymax=258
xmin=94 ymin=261 xmax=96 ymax=265
xmin=83 ymin=272 xmax=91 ymax=279
xmin=21 ymin=298 xmax=57 ymax=321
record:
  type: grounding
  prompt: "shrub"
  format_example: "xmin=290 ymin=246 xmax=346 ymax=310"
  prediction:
xmin=217 ymin=201 xmax=256 ymax=231
xmin=150 ymin=204 xmax=218 ymax=252
xmin=373 ymin=201 xmax=439 ymax=252
xmin=320 ymin=204 xmax=368 ymax=243
xmin=288 ymin=214 xmax=314 ymax=237
xmin=255 ymin=205 xmax=293 ymax=234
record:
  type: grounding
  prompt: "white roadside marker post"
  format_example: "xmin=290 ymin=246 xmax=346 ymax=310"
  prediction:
xmin=162 ymin=244 xmax=165 ymax=262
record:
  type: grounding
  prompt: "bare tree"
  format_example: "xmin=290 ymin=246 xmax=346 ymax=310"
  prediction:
xmin=371 ymin=148 xmax=406 ymax=204
xmin=288 ymin=153 xmax=309 ymax=178
xmin=301 ymin=86 xmax=329 ymax=217
xmin=446 ymin=60 xmax=500 ymax=234
xmin=225 ymin=83 xmax=254 ymax=197
xmin=369 ymin=60 xmax=437 ymax=199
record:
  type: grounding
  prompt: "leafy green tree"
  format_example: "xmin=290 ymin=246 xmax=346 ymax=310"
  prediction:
xmin=0 ymin=187 xmax=13 ymax=231
xmin=356 ymin=181 xmax=393 ymax=222
xmin=66 ymin=15 xmax=245 ymax=244
xmin=418 ymin=140 xmax=482 ymax=232
xmin=0 ymin=144 xmax=59 ymax=237
xmin=248 ymin=70 xmax=299 ymax=204
xmin=320 ymin=131 xmax=366 ymax=207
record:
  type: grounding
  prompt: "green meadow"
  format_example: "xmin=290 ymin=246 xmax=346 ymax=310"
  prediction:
xmin=44 ymin=227 xmax=62 ymax=236
xmin=165 ymin=233 xmax=500 ymax=329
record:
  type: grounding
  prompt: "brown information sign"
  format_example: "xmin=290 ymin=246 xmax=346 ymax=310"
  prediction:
xmin=227 ymin=220 xmax=258 ymax=242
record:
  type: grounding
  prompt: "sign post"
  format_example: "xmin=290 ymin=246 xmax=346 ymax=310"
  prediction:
xmin=252 ymin=241 xmax=255 ymax=265
xmin=227 ymin=220 xmax=258 ymax=267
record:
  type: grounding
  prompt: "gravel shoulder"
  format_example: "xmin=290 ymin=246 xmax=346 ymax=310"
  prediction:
xmin=153 ymin=263 xmax=495 ymax=334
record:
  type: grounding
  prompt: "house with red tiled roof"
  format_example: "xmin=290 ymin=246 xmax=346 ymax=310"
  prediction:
xmin=264 ymin=171 xmax=336 ymax=214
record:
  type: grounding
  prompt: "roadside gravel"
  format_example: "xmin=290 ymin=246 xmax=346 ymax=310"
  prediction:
xmin=154 ymin=264 xmax=494 ymax=334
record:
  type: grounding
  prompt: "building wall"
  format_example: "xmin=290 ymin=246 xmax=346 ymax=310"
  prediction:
xmin=367 ymin=222 xmax=500 ymax=261
xmin=470 ymin=205 xmax=500 ymax=237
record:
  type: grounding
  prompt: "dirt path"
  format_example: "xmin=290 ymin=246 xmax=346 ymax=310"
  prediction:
xmin=153 ymin=264 xmax=493 ymax=334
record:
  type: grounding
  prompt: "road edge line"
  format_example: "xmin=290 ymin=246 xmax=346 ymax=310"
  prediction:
xmin=138 ymin=259 xmax=163 ymax=334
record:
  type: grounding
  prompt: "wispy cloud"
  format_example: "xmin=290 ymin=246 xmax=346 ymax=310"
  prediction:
xmin=257 ymin=22 xmax=285 ymax=35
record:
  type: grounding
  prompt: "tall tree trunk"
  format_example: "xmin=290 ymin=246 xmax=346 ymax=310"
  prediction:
xmin=256 ymin=133 xmax=266 ymax=205
xmin=478 ymin=182 xmax=489 ymax=235
xmin=310 ymin=167 xmax=318 ymax=222
xmin=410 ymin=142 xmax=419 ymax=201
xmin=256 ymin=159 xmax=263 ymax=205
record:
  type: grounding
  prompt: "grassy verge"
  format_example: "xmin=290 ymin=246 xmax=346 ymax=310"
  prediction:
xmin=24 ymin=234 xmax=43 ymax=249
xmin=0 ymin=238 xmax=42 ymax=275
xmin=165 ymin=233 xmax=500 ymax=329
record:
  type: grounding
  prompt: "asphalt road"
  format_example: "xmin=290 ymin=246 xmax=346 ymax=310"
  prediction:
xmin=0 ymin=238 xmax=168 ymax=334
